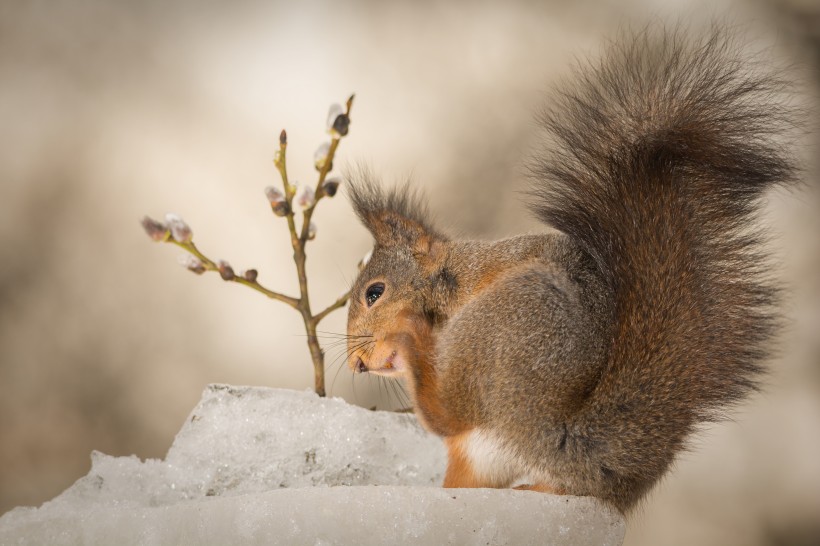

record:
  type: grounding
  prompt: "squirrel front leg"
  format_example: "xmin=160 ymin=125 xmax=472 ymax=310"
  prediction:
xmin=410 ymin=340 xmax=521 ymax=491
xmin=397 ymin=317 xmax=511 ymax=489
xmin=398 ymin=312 xmax=469 ymax=439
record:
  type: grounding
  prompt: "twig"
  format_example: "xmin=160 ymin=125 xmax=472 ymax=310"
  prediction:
xmin=169 ymin=240 xmax=300 ymax=309
xmin=142 ymin=95 xmax=356 ymax=396
xmin=274 ymin=95 xmax=355 ymax=396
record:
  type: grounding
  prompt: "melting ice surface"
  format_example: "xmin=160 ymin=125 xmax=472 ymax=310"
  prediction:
xmin=0 ymin=385 xmax=625 ymax=545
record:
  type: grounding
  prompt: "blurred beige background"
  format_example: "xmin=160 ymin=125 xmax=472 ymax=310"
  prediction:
xmin=1 ymin=0 xmax=818 ymax=544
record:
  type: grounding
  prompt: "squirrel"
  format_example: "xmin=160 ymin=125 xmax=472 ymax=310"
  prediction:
xmin=345 ymin=26 xmax=797 ymax=513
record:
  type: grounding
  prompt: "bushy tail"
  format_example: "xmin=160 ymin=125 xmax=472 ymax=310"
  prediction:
xmin=529 ymin=26 xmax=797 ymax=511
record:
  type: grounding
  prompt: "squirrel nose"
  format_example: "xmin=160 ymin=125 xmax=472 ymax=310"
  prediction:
xmin=356 ymin=357 xmax=368 ymax=374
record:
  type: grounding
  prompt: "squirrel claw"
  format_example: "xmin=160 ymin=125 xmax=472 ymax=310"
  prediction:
xmin=355 ymin=358 xmax=368 ymax=374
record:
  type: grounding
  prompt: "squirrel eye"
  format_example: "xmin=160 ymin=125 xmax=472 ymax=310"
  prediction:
xmin=365 ymin=283 xmax=385 ymax=307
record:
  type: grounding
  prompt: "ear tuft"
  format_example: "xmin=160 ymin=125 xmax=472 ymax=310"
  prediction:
xmin=347 ymin=167 xmax=445 ymax=250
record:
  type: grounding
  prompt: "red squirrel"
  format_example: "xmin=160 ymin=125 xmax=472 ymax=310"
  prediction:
xmin=345 ymin=27 xmax=797 ymax=513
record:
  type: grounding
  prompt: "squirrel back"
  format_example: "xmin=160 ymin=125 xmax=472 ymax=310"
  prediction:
xmin=346 ymin=26 xmax=797 ymax=512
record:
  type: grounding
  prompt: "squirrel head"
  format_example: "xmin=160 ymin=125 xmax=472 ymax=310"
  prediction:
xmin=346 ymin=176 xmax=451 ymax=378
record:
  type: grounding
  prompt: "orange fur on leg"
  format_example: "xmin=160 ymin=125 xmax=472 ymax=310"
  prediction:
xmin=443 ymin=432 xmax=483 ymax=488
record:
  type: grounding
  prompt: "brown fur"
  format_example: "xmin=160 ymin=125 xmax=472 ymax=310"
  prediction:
xmin=346 ymin=26 xmax=798 ymax=513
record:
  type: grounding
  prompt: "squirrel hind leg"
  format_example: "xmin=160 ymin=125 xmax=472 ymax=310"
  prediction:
xmin=442 ymin=434 xmax=483 ymax=488
xmin=442 ymin=430 xmax=524 ymax=489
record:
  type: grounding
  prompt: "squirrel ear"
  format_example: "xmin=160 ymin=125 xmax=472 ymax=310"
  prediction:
xmin=348 ymin=173 xmax=446 ymax=256
xmin=367 ymin=210 xmax=442 ymax=256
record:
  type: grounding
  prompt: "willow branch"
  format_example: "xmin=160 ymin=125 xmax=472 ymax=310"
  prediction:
xmin=143 ymin=94 xmax=355 ymax=397
xmin=299 ymin=94 xmax=354 ymax=244
xmin=170 ymin=239 xmax=300 ymax=309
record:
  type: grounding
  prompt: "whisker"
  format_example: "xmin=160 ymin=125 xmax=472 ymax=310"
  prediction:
xmin=329 ymin=354 xmax=348 ymax=395
xmin=326 ymin=342 xmax=374 ymax=397
xmin=393 ymin=378 xmax=410 ymax=410
xmin=395 ymin=379 xmax=411 ymax=410
xmin=337 ymin=336 xmax=378 ymax=403
xmin=316 ymin=330 xmax=373 ymax=338
xmin=327 ymin=340 xmax=372 ymax=365
xmin=385 ymin=376 xmax=398 ymax=409
xmin=333 ymin=261 xmax=351 ymax=290
xmin=350 ymin=363 xmax=359 ymax=405
xmin=319 ymin=339 xmax=351 ymax=350
xmin=376 ymin=374 xmax=385 ymax=409
xmin=388 ymin=378 xmax=407 ymax=410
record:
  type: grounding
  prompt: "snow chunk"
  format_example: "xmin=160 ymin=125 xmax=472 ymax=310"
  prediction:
xmin=0 ymin=385 xmax=625 ymax=545
xmin=1 ymin=487 xmax=623 ymax=546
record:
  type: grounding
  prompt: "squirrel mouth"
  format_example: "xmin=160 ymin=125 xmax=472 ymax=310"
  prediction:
xmin=368 ymin=362 xmax=400 ymax=377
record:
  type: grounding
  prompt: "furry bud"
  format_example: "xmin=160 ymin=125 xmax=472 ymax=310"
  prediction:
xmin=307 ymin=222 xmax=317 ymax=241
xmin=327 ymin=103 xmax=343 ymax=129
xmin=327 ymin=104 xmax=349 ymax=138
xmin=314 ymin=142 xmax=331 ymax=171
xmin=265 ymin=185 xmax=284 ymax=203
xmin=322 ymin=177 xmax=340 ymax=197
xmin=218 ymin=260 xmax=235 ymax=281
xmin=178 ymin=254 xmax=206 ymax=275
xmin=242 ymin=269 xmax=258 ymax=282
xmin=279 ymin=129 xmax=287 ymax=146
xmin=296 ymin=186 xmax=316 ymax=210
xmin=165 ymin=213 xmax=193 ymax=243
xmin=141 ymin=216 xmax=169 ymax=242
xmin=265 ymin=186 xmax=290 ymax=216
xmin=331 ymin=114 xmax=350 ymax=138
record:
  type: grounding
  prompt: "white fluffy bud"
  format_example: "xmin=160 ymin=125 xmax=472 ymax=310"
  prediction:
xmin=326 ymin=103 xmax=349 ymax=138
xmin=165 ymin=213 xmax=193 ymax=243
xmin=178 ymin=254 xmax=205 ymax=275
xmin=264 ymin=186 xmax=290 ymax=217
xmin=141 ymin=216 xmax=169 ymax=242
xmin=296 ymin=186 xmax=316 ymax=210
xmin=314 ymin=142 xmax=331 ymax=171
xmin=326 ymin=103 xmax=344 ymax=130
